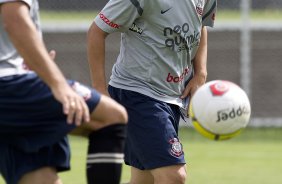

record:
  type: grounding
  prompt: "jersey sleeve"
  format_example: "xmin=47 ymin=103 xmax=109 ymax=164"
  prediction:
xmin=0 ymin=0 xmax=32 ymax=6
xmin=94 ymin=0 xmax=145 ymax=33
xmin=202 ymin=0 xmax=217 ymax=27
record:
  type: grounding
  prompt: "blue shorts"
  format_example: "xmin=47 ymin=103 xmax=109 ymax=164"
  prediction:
xmin=108 ymin=85 xmax=185 ymax=170
xmin=0 ymin=73 xmax=101 ymax=184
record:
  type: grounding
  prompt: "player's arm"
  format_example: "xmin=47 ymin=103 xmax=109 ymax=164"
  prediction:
xmin=193 ymin=26 xmax=208 ymax=85
xmin=181 ymin=26 xmax=208 ymax=98
xmin=87 ymin=22 xmax=109 ymax=95
xmin=1 ymin=2 xmax=65 ymax=87
xmin=1 ymin=2 xmax=90 ymax=125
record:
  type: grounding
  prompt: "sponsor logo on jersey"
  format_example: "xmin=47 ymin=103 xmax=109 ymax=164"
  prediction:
xmin=169 ymin=138 xmax=183 ymax=157
xmin=166 ymin=67 xmax=190 ymax=83
xmin=99 ymin=12 xmax=120 ymax=29
xmin=196 ymin=0 xmax=204 ymax=16
xmin=161 ymin=7 xmax=172 ymax=14
xmin=163 ymin=23 xmax=200 ymax=52
xmin=129 ymin=23 xmax=143 ymax=34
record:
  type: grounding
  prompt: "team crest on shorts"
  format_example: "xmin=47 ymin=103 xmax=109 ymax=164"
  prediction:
xmin=169 ymin=138 xmax=183 ymax=157
xmin=71 ymin=82 xmax=91 ymax=100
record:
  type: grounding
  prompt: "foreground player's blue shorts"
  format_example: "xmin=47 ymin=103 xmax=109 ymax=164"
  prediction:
xmin=0 ymin=73 xmax=101 ymax=184
xmin=108 ymin=85 xmax=185 ymax=170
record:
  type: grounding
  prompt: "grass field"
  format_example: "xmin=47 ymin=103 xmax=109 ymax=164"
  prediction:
xmin=0 ymin=128 xmax=281 ymax=184
xmin=64 ymin=127 xmax=282 ymax=184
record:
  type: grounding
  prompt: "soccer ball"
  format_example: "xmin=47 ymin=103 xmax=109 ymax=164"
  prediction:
xmin=189 ymin=80 xmax=251 ymax=141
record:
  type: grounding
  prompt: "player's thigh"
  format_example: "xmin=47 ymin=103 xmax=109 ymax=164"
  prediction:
xmin=71 ymin=95 xmax=127 ymax=134
xmin=90 ymin=94 xmax=127 ymax=124
xmin=130 ymin=167 xmax=154 ymax=184
xmin=151 ymin=164 xmax=187 ymax=184
xmin=19 ymin=167 xmax=62 ymax=184
xmin=71 ymin=95 xmax=128 ymax=135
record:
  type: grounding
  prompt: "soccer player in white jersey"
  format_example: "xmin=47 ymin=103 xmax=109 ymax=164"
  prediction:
xmin=0 ymin=1 xmax=128 ymax=184
xmin=88 ymin=0 xmax=217 ymax=183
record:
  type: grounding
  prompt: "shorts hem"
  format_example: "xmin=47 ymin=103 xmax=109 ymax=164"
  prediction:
xmin=125 ymin=160 xmax=186 ymax=170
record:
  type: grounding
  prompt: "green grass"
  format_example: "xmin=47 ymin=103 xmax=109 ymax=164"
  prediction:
xmin=62 ymin=127 xmax=282 ymax=184
xmin=40 ymin=9 xmax=282 ymax=22
xmin=180 ymin=128 xmax=282 ymax=184
xmin=2 ymin=128 xmax=281 ymax=184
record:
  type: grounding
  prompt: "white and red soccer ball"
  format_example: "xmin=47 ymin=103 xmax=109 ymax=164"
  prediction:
xmin=189 ymin=80 xmax=251 ymax=140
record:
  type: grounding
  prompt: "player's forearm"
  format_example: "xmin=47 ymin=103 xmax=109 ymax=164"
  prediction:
xmin=87 ymin=22 xmax=108 ymax=94
xmin=193 ymin=26 xmax=208 ymax=81
xmin=2 ymin=2 xmax=68 ymax=88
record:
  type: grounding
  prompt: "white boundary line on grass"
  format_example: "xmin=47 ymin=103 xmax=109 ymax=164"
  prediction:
xmin=211 ymin=21 xmax=282 ymax=31
xmin=249 ymin=118 xmax=282 ymax=127
xmin=42 ymin=21 xmax=282 ymax=32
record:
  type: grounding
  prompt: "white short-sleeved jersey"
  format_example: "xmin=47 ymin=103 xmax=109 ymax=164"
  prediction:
xmin=94 ymin=0 xmax=217 ymax=108
xmin=0 ymin=0 xmax=40 ymax=77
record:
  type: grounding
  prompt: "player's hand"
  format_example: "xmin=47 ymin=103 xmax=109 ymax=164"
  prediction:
xmin=47 ymin=50 xmax=90 ymax=125
xmin=51 ymin=84 xmax=90 ymax=126
xmin=181 ymin=74 xmax=206 ymax=99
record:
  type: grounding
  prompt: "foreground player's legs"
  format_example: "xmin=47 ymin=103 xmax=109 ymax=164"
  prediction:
xmin=87 ymin=124 xmax=126 ymax=184
xmin=129 ymin=167 xmax=154 ymax=184
xmin=129 ymin=165 xmax=186 ymax=184
xmin=150 ymin=165 xmax=187 ymax=184
xmin=18 ymin=167 xmax=62 ymax=184
xmin=84 ymin=95 xmax=127 ymax=184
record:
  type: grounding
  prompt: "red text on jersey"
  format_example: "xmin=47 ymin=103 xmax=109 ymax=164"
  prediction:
xmin=99 ymin=13 xmax=120 ymax=29
xmin=166 ymin=67 xmax=190 ymax=83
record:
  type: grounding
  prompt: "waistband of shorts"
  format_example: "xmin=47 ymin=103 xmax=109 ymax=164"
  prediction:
xmin=0 ymin=69 xmax=34 ymax=78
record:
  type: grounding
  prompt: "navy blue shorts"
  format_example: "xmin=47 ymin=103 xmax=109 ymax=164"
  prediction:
xmin=0 ymin=73 xmax=101 ymax=184
xmin=108 ymin=85 xmax=185 ymax=170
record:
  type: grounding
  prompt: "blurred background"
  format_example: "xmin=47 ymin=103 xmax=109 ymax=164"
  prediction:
xmin=1 ymin=1 xmax=282 ymax=184
xmin=39 ymin=0 xmax=282 ymax=128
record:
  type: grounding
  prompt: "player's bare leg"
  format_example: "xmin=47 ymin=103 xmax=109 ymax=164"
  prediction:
xmin=88 ymin=94 xmax=128 ymax=129
xmin=71 ymin=94 xmax=127 ymax=134
xmin=129 ymin=167 xmax=154 ymax=184
xmin=130 ymin=164 xmax=187 ymax=184
xmin=71 ymin=94 xmax=127 ymax=136
xmin=18 ymin=167 xmax=62 ymax=184
xmin=151 ymin=164 xmax=187 ymax=184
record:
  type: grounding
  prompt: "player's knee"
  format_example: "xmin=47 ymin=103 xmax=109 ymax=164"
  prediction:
xmin=154 ymin=165 xmax=187 ymax=184
xmin=108 ymin=103 xmax=128 ymax=125
xmin=175 ymin=169 xmax=187 ymax=184
xmin=92 ymin=95 xmax=128 ymax=125
xmin=116 ymin=104 xmax=128 ymax=123
xmin=160 ymin=170 xmax=186 ymax=184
